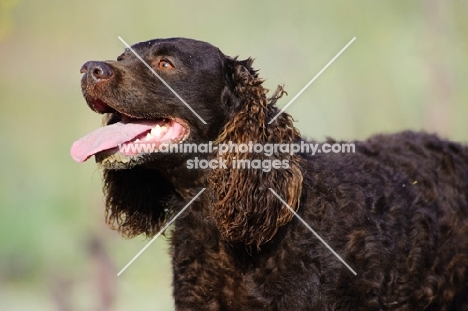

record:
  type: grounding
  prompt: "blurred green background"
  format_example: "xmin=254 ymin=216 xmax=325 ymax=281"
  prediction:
xmin=1 ymin=0 xmax=467 ymax=310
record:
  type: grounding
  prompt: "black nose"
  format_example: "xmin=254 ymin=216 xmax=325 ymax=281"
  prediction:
xmin=80 ymin=61 xmax=113 ymax=82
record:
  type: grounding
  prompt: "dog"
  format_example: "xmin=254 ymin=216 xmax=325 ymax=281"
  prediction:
xmin=71 ymin=37 xmax=468 ymax=310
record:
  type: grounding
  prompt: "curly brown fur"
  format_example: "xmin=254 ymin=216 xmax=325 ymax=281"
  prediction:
xmin=209 ymin=57 xmax=304 ymax=248
xmin=72 ymin=37 xmax=468 ymax=310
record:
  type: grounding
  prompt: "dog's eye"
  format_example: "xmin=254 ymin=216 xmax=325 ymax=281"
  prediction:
xmin=158 ymin=60 xmax=175 ymax=70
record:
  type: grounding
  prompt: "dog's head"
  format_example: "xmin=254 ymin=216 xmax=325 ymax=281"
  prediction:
xmin=71 ymin=38 xmax=230 ymax=169
xmin=72 ymin=38 xmax=304 ymax=247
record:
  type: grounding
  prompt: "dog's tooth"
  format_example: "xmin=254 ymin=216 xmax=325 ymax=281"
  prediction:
xmin=160 ymin=124 xmax=169 ymax=134
xmin=145 ymin=133 xmax=154 ymax=141
xmin=151 ymin=124 xmax=162 ymax=137
xmin=135 ymin=139 xmax=141 ymax=143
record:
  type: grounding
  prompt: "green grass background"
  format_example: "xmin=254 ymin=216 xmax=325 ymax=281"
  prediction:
xmin=1 ymin=0 xmax=467 ymax=310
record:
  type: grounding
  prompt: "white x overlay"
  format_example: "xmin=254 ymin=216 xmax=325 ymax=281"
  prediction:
xmin=115 ymin=36 xmax=357 ymax=276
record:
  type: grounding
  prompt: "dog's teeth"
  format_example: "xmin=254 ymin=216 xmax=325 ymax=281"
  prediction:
xmin=135 ymin=139 xmax=141 ymax=143
xmin=145 ymin=133 xmax=154 ymax=141
xmin=151 ymin=125 xmax=162 ymax=137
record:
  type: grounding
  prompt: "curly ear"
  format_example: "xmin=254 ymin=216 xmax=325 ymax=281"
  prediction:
xmin=103 ymin=168 xmax=180 ymax=238
xmin=209 ymin=57 xmax=305 ymax=248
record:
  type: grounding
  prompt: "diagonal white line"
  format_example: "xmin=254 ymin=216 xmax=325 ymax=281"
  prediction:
xmin=117 ymin=188 xmax=206 ymax=276
xmin=117 ymin=36 xmax=207 ymax=125
xmin=269 ymin=37 xmax=356 ymax=124
xmin=268 ymin=188 xmax=357 ymax=275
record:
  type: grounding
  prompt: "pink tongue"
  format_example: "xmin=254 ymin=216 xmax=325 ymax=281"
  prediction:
xmin=70 ymin=121 xmax=156 ymax=163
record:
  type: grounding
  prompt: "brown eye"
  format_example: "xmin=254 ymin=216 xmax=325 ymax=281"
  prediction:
xmin=158 ymin=60 xmax=175 ymax=70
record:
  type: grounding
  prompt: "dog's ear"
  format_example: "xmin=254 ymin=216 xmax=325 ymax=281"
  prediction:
xmin=103 ymin=168 xmax=179 ymax=238
xmin=209 ymin=57 xmax=305 ymax=248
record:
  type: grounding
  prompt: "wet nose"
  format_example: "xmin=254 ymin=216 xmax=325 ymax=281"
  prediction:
xmin=80 ymin=61 xmax=113 ymax=82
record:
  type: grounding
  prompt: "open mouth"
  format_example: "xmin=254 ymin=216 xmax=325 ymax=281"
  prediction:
xmin=70 ymin=112 xmax=190 ymax=163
